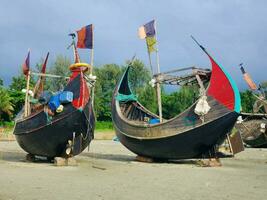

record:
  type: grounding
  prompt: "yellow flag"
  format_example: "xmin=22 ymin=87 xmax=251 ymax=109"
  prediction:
xmin=146 ymin=36 xmax=156 ymax=53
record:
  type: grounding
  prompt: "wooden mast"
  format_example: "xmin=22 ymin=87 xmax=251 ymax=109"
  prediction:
xmin=154 ymin=20 xmax=163 ymax=122
xmin=90 ymin=24 xmax=95 ymax=107
xmin=24 ymin=71 xmax=31 ymax=117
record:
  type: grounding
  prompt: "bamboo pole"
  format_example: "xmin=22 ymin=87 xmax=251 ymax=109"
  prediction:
xmin=24 ymin=71 xmax=31 ymax=117
xmin=31 ymin=72 xmax=69 ymax=79
xmin=90 ymin=24 xmax=94 ymax=75
xmin=154 ymin=20 xmax=162 ymax=122
xmin=90 ymin=24 xmax=95 ymax=107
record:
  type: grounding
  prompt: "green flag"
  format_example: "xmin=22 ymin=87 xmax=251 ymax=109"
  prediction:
xmin=146 ymin=36 xmax=157 ymax=53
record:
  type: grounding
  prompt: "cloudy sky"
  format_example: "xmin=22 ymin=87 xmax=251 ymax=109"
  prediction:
xmin=0 ymin=0 xmax=266 ymax=90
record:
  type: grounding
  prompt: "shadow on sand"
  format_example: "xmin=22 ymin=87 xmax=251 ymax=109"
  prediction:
xmin=82 ymin=152 xmax=136 ymax=162
xmin=0 ymin=150 xmax=53 ymax=164
xmin=82 ymin=151 xmax=233 ymax=166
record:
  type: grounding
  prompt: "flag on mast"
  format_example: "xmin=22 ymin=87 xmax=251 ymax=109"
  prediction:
xmin=76 ymin=24 xmax=93 ymax=49
xmin=138 ymin=20 xmax=157 ymax=53
xmin=22 ymin=50 xmax=30 ymax=76
xmin=239 ymin=64 xmax=257 ymax=90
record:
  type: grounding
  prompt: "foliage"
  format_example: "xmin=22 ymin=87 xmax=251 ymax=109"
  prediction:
xmin=9 ymin=75 xmax=35 ymax=115
xmin=3 ymin=54 xmax=265 ymax=125
xmin=95 ymin=121 xmax=114 ymax=130
xmin=162 ymin=86 xmax=199 ymax=119
xmin=0 ymin=86 xmax=14 ymax=121
xmin=259 ymin=81 xmax=267 ymax=97
xmin=46 ymin=55 xmax=71 ymax=92
xmin=138 ymin=85 xmax=158 ymax=114
xmin=94 ymin=64 xmax=122 ymax=121
xmin=0 ymin=78 xmax=3 ymax=86
xmin=240 ymin=90 xmax=255 ymax=113
xmin=127 ymin=59 xmax=151 ymax=93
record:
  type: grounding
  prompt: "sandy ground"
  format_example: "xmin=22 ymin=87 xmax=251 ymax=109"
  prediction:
xmin=0 ymin=141 xmax=266 ymax=200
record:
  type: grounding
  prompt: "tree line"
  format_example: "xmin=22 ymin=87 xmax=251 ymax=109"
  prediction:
xmin=0 ymin=55 xmax=266 ymax=124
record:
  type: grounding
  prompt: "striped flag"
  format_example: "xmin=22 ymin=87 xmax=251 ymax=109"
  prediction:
xmin=22 ymin=50 xmax=30 ymax=76
xmin=76 ymin=24 xmax=93 ymax=49
xmin=138 ymin=20 xmax=156 ymax=38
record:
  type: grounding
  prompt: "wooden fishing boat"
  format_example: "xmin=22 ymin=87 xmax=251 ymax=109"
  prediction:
xmin=13 ymin=29 xmax=96 ymax=159
xmin=111 ymin=44 xmax=241 ymax=160
xmin=233 ymin=64 xmax=267 ymax=148
xmin=236 ymin=113 xmax=267 ymax=148
xmin=13 ymin=63 xmax=95 ymax=158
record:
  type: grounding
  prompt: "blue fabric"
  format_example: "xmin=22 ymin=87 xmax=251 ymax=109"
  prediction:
xmin=59 ymin=91 xmax=73 ymax=104
xmin=149 ymin=118 xmax=160 ymax=124
xmin=85 ymin=24 xmax=93 ymax=49
xmin=48 ymin=94 xmax=60 ymax=111
xmin=144 ymin=20 xmax=155 ymax=37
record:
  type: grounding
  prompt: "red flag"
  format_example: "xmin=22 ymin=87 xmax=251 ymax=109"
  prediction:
xmin=41 ymin=52 xmax=49 ymax=73
xmin=22 ymin=50 xmax=30 ymax=75
xmin=76 ymin=24 xmax=93 ymax=49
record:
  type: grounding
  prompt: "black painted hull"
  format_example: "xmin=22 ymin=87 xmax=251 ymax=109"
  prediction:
xmin=13 ymin=102 xmax=95 ymax=158
xmin=236 ymin=114 xmax=267 ymax=148
xmin=114 ymin=112 xmax=238 ymax=160
xmin=112 ymin=64 xmax=241 ymax=160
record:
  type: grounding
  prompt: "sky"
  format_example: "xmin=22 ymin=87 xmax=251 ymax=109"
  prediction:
xmin=0 ymin=0 xmax=266 ymax=90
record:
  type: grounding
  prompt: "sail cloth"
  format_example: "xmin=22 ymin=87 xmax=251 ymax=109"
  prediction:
xmin=76 ymin=24 xmax=93 ymax=49
xmin=22 ymin=50 xmax=30 ymax=76
xmin=194 ymin=95 xmax=210 ymax=116
xmin=207 ymin=54 xmax=236 ymax=111
xmin=138 ymin=20 xmax=157 ymax=53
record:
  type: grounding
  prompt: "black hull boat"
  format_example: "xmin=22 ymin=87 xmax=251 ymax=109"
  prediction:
xmin=112 ymin=49 xmax=241 ymax=160
xmin=235 ymin=64 xmax=267 ymax=148
xmin=235 ymin=113 xmax=267 ymax=148
xmin=13 ymin=66 xmax=95 ymax=158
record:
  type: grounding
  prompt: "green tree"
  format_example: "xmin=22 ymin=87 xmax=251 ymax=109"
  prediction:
xmin=127 ymin=59 xmax=151 ymax=93
xmin=0 ymin=86 xmax=14 ymax=121
xmin=9 ymin=75 xmax=35 ymax=115
xmin=138 ymin=85 xmax=158 ymax=114
xmin=162 ymin=86 xmax=199 ymax=119
xmin=240 ymin=90 xmax=255 ymax=113
xmin=46 ymin=55 xmax=71 ymax=92
xmin=0 ymin=78 xmax=3 ymax=86
xmin=94 ymin=64 xmax=122 ymax=121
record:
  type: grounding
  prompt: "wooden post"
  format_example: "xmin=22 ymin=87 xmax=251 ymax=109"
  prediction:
xmin=195 ymin=73 xmax=205 ymax=96
xmin=90 ymin=24 xmax=94 ymax=75
xmin=24 ymin=71 xmax=31 ymax=117
xmin=90 ymin=24 xmax=95 ymax=106
xmin=154 ymin=20 xmax=162 ymax=122
xmin=90 ymin=49 xmax=94 ymax=74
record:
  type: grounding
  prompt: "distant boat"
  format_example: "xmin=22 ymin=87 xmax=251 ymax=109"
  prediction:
xmin=236 ymin=113 xmax=267 ymax=148
xmin=111 ymin=43 xmax=241 ymax=160
xmin=13 ymin=36 xmax=96 ymax=159
xmin=235 ymin=64 xmax=267 ymax=148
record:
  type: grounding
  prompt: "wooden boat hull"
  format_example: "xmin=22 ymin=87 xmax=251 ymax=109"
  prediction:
xmin=112 ymin=47 xmax=241 ymax=160
xmin=13 ymin=102 xmax=95 ymax=158
xmin=236 ymin=114 xmax=267 ymax=148
xmin=13 ymin=69 xmax=95 ymax=158
xmin=114 ymin=108 xmax=238 ymax=160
